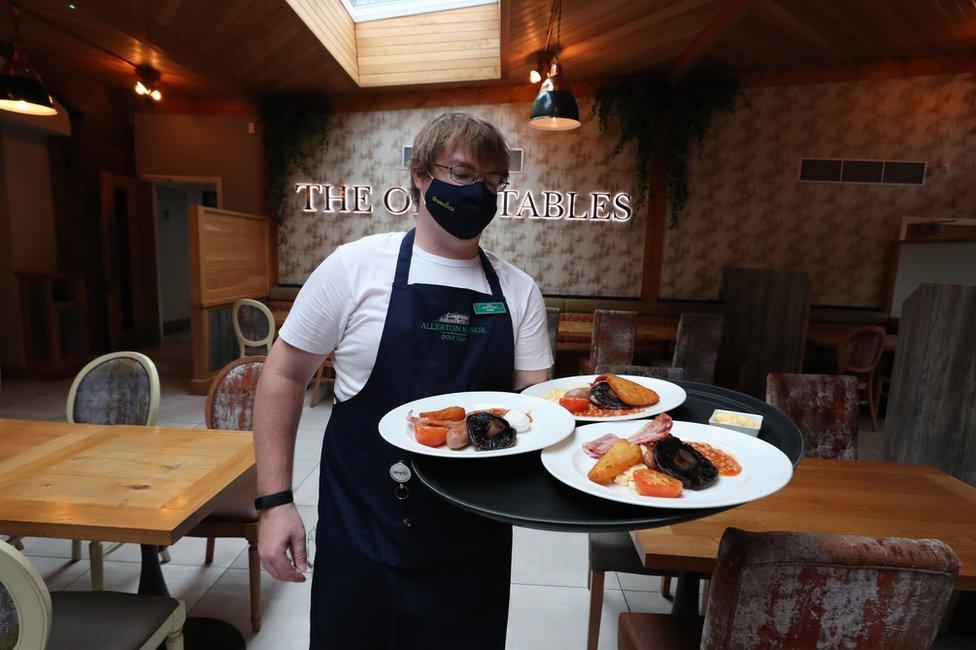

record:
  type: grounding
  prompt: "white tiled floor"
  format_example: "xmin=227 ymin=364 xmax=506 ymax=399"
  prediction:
xmin=0 ymin=375 xmax=885 ymax=649
xmin=0 ymin=375 xmax=661 ymax=649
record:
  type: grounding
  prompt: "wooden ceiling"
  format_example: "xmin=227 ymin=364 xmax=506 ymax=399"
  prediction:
xmin=3 ymin=0 xmax=976 ymax=109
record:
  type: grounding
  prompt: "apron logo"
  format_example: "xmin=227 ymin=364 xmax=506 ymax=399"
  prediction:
xmin=421 ymin=312 xmax=488 ymax=343
xmin=438 ymin=311 xmax=470 ymax=326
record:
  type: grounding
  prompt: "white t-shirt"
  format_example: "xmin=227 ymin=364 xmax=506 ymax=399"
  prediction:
xmin=279 ymin=232 xmax=552 ymax=401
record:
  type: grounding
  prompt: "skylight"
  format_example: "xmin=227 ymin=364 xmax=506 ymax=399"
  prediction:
xmin=341 ymin=0 xmax=496 ymax=23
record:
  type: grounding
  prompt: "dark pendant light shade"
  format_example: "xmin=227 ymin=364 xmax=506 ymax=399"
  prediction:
xmin=0 ymin=48 xmax=57 ymax=116
xmin=528 ymin=60 xmax=580 ymax=131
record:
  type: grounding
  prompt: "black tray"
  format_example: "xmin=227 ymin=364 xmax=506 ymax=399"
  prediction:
xmin=412 ymin=380 xmax=803 ymax=532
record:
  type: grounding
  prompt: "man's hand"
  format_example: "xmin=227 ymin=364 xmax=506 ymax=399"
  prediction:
xmin=259 ymin=503 xmax=308 ymax=582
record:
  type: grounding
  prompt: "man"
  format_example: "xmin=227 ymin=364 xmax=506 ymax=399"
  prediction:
xmin=252 ymin=112 xmax=552 ymax=648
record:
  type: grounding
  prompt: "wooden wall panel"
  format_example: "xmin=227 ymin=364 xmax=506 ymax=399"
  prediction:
xmin=285 ymin=0 xmax=359 ymax=84
xmin=720 ymin=267 xmax=810 ymax=398
xmin=189 ymin=207 xmax=273 ymax=308
xmin=884 ymin=283 xmax=976 ymax=486
xmin=356 ymin=4 xmax=500 ymax=87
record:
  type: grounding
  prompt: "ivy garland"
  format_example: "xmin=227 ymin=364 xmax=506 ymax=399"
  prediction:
xmin=261 ymin=99 xmax=331 ymax=224
xmin=592 ymin=72 xmax=740 ymax=227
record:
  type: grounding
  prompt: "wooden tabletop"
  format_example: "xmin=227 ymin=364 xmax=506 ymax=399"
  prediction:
xmin=0 ymin=418 xmax=254 ymax=546
xmin=632 ymin=458 xmax=976 ymax=589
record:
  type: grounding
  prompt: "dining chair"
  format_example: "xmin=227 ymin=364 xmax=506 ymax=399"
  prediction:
xmin=766 ymin=373 xmax=859 ymax=460
xmin=579 ymin=309 xmax=638 ymax=374
xmin=309 ymin=353 xmax=336 ymax=407
xmin=65 ymin=351 xmax=163 ymax=589
xmin=617 ymin=527 xmax=960 ymax=649
xmin=671 ymin=313 xmax=724 ymax=384
xmin=184 ymin=356 xmax=265 ymax=633
xmin=0 ymin=539 xmax=185 ymax=649
xmin=232 ymin=298 xmax=276 ymax=357
xmin=586 ymin=365 xmax=692 ymax=650
xmin=836 ymin=325 xmax=887 ymax=431
xmin=546 ymin=307 xmax=560 ymax=377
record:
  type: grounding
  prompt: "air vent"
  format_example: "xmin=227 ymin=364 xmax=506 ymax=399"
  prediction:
xmin=401 ymin=145 xmax=524 ymax=174
xmin=799 ymin=158 xmax=925 ymax=186
xmin=509 ymin=148 xmax=524 ymax=173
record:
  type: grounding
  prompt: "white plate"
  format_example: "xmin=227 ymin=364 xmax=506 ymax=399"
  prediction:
xmin=521 ymin=375 xmax=687 ymax=421
xmin=378 ymin=391 xmax=576 ymax=458
xmin=541 ymin=420 xmax=793 ymax=509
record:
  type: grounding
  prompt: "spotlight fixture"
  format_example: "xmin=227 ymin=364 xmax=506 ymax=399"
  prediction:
xmin=0 ymin=2 xmax=57 ymax=116
xmin=134 ymin=66 xmax=162 ymax=103
xmin=528 ymin=0 xmax=580 ymax=131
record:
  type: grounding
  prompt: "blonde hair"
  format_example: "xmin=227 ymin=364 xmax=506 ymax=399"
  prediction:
xmin=409 ymin=112 xmax=510 ymax=204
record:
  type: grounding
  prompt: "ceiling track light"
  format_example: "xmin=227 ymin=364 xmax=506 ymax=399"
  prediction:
xmin=134 ymin=65 xmax=162 ymax=103
xmin=528 ymin=0 xmax=580 ymax=131
xmin=0 ymin=1 xmax=58 ymax=116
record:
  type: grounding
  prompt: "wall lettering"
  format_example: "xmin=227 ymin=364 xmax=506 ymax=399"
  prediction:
xmin=296 ymin=182 xmax=633 ymax=222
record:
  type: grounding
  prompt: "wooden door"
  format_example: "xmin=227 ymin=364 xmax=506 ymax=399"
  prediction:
xmin=100 ymin=172 xmax=160 ymax=350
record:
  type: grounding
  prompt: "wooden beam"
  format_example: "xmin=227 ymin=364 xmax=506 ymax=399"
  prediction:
xmin=743 ymin=55 xmax=976 ymax=88
xmin=328 ymin=80 xmax=598 ymax=113
xmin=74 ymin=1 xmax=260 ymax=107
xmin=499 ymin=0 xmax=512 ymax=80
xmin=667 ymin=0 xmax=756 ymax=84
xmin=132 ymin=96 xmax=256 ymax=116
xmin=641 ymin=117 xmax=669 ymax=301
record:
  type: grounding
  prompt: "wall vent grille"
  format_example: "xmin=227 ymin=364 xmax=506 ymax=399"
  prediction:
xmin=799 ymin=158 xmax=926 ymax=186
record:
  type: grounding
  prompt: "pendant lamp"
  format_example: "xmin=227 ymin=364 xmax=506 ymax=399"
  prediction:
xmin=528 ymin=0 xmax=579 ymax=131
xmin=0 ymin=3 xmax=57 ymax=116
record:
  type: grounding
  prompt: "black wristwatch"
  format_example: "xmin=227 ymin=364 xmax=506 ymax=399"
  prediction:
xmin=254 ymin=489 xmax=294 ymax=511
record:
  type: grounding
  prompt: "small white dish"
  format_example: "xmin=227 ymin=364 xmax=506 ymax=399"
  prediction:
xmin=709 ymin=409 xmax=763 ymax=437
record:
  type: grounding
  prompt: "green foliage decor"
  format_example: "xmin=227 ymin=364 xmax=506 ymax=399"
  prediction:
xmin=592 ymin=72 xmax=740 ymax=227
xmin=261 ymin=99 xmax=331 ymax=224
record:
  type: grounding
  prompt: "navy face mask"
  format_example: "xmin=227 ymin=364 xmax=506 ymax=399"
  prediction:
xmin=423 ymin=176 xmax=498 ymax=240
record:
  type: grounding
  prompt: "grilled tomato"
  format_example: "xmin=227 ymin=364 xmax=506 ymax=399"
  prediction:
xmin=415 ymin=424 xmax=448 ymax=447
xmin=559 ymin=397 xmax=591 ymax=414
xmin=633 ymin=468 xmax=683 ymax=498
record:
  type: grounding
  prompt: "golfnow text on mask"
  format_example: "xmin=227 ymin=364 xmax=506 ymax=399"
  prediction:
xmin=294 ymin=183 xmax=633 ymax=222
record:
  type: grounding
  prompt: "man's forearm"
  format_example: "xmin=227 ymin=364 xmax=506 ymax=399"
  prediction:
xmin=253 ymin=370 xmax=306 ymax=494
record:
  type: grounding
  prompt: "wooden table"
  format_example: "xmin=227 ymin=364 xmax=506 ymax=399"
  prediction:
xmin=0 ymin=418 xmax=254 ymax=547
xmin=633 ymin=459 xmax=976 ymax=608
xmin=0 ymin=418 xmax=255 ymax=644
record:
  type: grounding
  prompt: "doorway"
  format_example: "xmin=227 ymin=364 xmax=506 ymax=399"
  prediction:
xmin=145 ymin=176 xmax=221 ymax=377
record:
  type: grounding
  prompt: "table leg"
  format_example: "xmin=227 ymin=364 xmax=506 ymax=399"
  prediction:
xmin=138 ymin=544 xmax=246 ymax=649
xmin=138 ymin=544 xmax=169 ymax=596
xmin=671 ymin=571 xmax=700 ymax=616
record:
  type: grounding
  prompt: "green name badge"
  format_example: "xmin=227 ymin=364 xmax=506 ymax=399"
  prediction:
xmin=473 ymin=302 xmax=507 ymax=315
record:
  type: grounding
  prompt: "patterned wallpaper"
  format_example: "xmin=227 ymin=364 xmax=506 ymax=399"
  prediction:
xmin=278 ymin=99 xmax=645 ymax=296
xmin=662 ymin=73 xmax=976 ymax=307
xmin=280 ymin=73 xmax=976 ymax=306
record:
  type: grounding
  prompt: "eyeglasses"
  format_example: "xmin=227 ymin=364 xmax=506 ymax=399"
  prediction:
xmin=432 ymin=163 xmax=509 ymax=192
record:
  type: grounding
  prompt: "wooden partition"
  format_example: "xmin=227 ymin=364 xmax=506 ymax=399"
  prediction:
xmin=884 ymin=283 xmax=976 ymax=485
xmin=720 ymin=267 xmax=811 ymax=397
xmin=189 ymin=206 xmax=275 ymax=394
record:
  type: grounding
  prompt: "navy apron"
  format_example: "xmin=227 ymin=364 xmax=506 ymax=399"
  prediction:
xmin=310 ymin=229 xmax=515 ymax=649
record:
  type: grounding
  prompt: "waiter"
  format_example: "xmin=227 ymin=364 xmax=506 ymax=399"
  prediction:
xmin=251 ymin=112 xmax=552 ymax=648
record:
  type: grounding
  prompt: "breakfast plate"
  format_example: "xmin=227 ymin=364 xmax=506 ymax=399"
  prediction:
xmin=521 ymin=374 xmax=686 ymax=421
xmin=379 ymin=391 xmax=576 ymax=458
xmin=540 ymin=420 xmax=793 ymax=508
